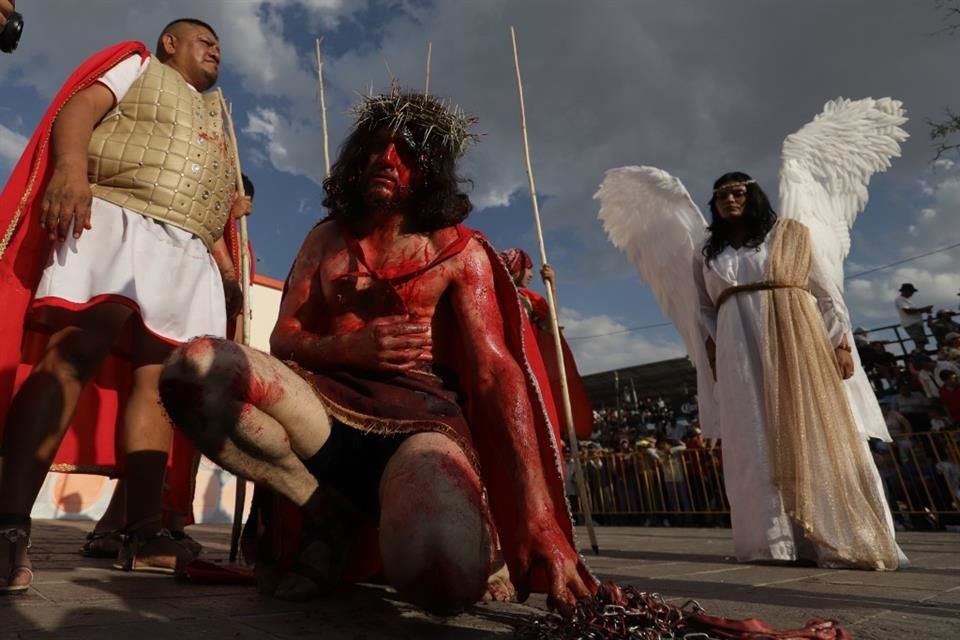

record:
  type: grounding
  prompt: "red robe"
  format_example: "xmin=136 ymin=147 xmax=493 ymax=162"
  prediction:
xmin=518 ymin=288 xmax=594 ymax=439
xmin=251 ymin=224 xmax=593 ymax=595
xmin=0 ymin=41 xmax=242 ymax=521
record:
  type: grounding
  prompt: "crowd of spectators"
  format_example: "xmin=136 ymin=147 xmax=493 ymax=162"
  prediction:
xmin=564 ymin=301 xmax=960 ymax=531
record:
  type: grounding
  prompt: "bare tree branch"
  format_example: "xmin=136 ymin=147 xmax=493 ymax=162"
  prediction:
xmin=931 ymin=3 xmax=960 ymax=156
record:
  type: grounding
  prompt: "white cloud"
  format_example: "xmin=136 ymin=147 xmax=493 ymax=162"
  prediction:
xmin=844 ymin=162 xmax=960 ymax=329
xmin=211 ymin=0 xmax=960 ymax=290
xmin=4 ymin=1 xmax=959 ymax=350
xmin=559 ymin=307 xmax=685 ymax=375
xmin=0 ymin=1 xmax=368 ymax=100
xmin=0 ymin=123 xmax=27 ymax=172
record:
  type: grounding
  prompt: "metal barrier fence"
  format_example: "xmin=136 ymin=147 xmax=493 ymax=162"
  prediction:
xmin=570 ymin=431 xmax=960 ymax=528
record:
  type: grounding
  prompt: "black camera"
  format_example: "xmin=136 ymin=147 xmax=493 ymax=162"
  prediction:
xmin=0 ymin=11 xmax=24 ymax=54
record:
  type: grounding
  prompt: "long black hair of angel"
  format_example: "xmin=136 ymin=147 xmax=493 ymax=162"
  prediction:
xmin=701 ymin=171 xmax=777 ymax=263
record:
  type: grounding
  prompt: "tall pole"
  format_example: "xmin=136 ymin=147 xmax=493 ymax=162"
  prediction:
xmin=424 ymin=41 xmax=432 ymax=98
xmin=316 ymin=38 xmax=331 ymax=177
xmin=218 ymin=91 xmax=252 ymax=563
xmin=509 ymin=26 xmax=598 ymax=555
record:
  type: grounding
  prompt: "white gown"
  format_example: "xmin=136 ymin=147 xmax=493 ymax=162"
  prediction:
xmin=694 ymin=233 xmax=904 ymax=565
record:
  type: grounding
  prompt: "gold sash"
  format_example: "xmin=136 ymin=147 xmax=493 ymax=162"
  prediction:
xmin=761 ymin=218 xmax=898 ymax=569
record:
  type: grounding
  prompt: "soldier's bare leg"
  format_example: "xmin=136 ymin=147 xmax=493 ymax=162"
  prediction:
xmin=378 ymin=432 xmax=493 ymax=615
xmin=0 ymin=303 xmax=134 ymax=589
xmin=115 ymin=328 xmax=192 ymax=572
xmin=159 ymin=337 xmax=332 ymax=507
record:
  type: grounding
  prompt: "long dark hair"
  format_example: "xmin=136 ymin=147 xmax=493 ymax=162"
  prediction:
xmin=701 ymin=171 xmax=777 ymax=263
xmin=322 ymin=126 xmax=473 ymax=235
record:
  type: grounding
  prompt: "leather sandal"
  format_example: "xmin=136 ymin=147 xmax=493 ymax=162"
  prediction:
xmin=0 ymin=515 xmax=33 ymax=594
xmin=80 ymin=529 xmax=121 ymax=558
xmin=114 ymin=518 xmax=193 ymax=575
xmin=169 ymin=530 xmax=203 ymax=559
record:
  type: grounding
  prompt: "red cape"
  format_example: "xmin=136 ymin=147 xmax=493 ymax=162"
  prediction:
xmin=0 ymin=41 xmax=246 ymax=521
xmin=0 ymin=41 xmax=149 ymax=473
xmin=253 ymin=226 xmax=592 ymax=595
xmin=519 ymin=288 xmax=594 ymax=439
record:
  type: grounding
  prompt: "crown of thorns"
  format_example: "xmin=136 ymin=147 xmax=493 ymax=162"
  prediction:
xmin=352 ymin=88 xmax=478 ymax=158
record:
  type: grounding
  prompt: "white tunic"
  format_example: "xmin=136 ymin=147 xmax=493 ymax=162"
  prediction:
xmin=33 ymin=55 xmax=226 ymax=345
xmin=695 ymin=232 xmax=903 ymax=565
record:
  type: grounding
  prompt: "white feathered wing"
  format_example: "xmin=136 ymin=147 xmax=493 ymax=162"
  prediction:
xmin=595 ymin=166 xmax=718 ymax=436
xmin=779 ymin=97 xmax=909 ymax=441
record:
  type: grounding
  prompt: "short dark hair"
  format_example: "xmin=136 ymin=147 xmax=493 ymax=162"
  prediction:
xmin=156 ymin=19 xmax=219 ymax=61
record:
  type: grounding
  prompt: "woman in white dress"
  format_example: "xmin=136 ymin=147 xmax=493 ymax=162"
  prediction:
xmin=693 ymin=172 xmax=903 ymax=570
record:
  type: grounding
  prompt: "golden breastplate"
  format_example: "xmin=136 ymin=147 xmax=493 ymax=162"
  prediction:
xmin=87 ymin=60 xmax=235 ymax=251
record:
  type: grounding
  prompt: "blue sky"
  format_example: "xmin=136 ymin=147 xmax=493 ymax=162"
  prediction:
xmin=2 ymin=1 xmax=960 ymax=373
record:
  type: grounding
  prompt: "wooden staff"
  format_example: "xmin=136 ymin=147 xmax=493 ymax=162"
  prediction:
xmin=218 ymin=89 xmax=253 ymax=563
xmin=424 ymin=41 xmax=432 ymax=97
xmin=509 ymin=27 xmax=598 ymax=554
xmin=315 ymin=38 xmax=331 ymax=176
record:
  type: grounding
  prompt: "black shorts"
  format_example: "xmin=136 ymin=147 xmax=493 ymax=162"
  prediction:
xmin=304 ymin=420 xmax=409 ymax=521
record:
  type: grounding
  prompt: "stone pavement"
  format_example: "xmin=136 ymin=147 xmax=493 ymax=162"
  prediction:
xmin=1 ymin=520 xmax=957 ymax=639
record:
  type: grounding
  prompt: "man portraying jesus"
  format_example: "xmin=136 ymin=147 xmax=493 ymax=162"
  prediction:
xmin=159 ymin=89 xmax=594 ymax=614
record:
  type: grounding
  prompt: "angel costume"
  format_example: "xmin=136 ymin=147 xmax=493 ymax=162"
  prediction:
xmin=695 ymin=218 xmax=900 ymax=568
xmin=598 ymin=97 xmax=909 ymax=570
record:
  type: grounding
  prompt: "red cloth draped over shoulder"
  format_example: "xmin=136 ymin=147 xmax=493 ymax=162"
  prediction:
xmin=518 ymin=287 xmax=594 ymax=439
xmin=253 ymin=224 xmax=592 ymax=595
xmin=0 ymin=42 xmax=230 ymax=521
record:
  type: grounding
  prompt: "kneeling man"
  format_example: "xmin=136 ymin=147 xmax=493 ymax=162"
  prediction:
xmin=159 ymin=90 xmax=594 ymax=614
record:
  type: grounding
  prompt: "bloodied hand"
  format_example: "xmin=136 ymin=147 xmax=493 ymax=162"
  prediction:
xmin=344 ymin=314 xmax=431 ymax=372
xmin=513 ymin=518 xmax=595 ymax=611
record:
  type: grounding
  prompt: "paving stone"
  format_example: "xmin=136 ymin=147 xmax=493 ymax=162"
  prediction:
xmin=1 ymin=522 xmax=956 ymax=639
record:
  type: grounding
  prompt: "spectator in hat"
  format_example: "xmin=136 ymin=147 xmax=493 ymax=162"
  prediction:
xmin=895 ymin=283 xmax=933 ymax=351
xmin=930 ymin=311 xmax=960 ymax=348
xmin=911 ymin=354 xmax=940 ymax=400
xmin=854 ymin=327 xmax=899 ymax=393
xmin=939 ymin=332 xmax=960 ymax=365
xmin=935 ymin=357 xmax=960 ymax=388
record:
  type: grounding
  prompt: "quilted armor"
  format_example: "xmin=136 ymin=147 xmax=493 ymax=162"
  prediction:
xmin=87 ymin=60 xmax=236 ymax=251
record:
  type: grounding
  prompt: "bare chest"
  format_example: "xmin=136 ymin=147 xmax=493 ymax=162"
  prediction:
xmin=316 ymin=239 xmax=455 ymax=327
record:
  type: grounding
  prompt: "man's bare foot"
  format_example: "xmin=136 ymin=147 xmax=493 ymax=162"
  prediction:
xmin=482 ymin=559 xmax=516 ymax=602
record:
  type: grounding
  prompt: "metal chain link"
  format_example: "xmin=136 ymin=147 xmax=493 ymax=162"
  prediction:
xmin=514 ymin=584 xmax=720 ymax=640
